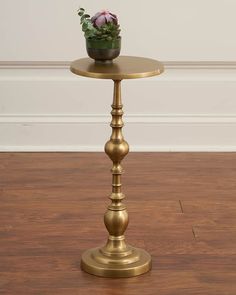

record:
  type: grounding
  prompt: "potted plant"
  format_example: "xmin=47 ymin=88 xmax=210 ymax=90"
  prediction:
xmin=78 ymin=7 xmax=121 ymax=63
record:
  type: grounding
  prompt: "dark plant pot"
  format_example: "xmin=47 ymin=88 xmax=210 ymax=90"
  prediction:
xmin=86 ymin=37 xmax=121 ymax=64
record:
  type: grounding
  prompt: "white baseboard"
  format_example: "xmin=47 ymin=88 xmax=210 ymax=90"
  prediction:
xmin=1 ymin=61 xmax=236 ymax=152
xmin=1 ymin=113 xmax=236 ymax=152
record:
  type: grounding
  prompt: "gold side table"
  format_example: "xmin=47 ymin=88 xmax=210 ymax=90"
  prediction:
xmin=70 ymin=56 xmax=164 ymax=278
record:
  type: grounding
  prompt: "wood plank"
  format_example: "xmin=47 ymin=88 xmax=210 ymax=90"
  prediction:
xmin=1 ymin=152 xmax=236 ymax=294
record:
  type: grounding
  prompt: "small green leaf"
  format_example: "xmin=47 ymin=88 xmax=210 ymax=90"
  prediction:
xmin=82 ymin=22 xmax=88 ymax=31
xmin=81 ymin=14 xmax=90 ymax=22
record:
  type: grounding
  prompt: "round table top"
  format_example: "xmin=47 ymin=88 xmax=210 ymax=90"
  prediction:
xmin=70 ymin=56 xmax=164 ymax=80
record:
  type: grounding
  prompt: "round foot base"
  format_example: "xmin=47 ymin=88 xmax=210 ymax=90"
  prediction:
xmin=81 ymin=245 xmax=152 ymax=278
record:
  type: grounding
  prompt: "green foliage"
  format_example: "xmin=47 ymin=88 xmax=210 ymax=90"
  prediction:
xmin=77 ymin=8 xmax=96 ymax=39
xmin=77 ymin=7 xmax=121 ymax=41
xmin=95 ymin=23 xmax=120 ymax=41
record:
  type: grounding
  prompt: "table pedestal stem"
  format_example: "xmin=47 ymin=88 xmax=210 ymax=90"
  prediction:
xmin=81 ymin=80 xmax=152 ymax=278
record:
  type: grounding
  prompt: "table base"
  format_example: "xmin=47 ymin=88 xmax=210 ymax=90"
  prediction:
xmin=81 ymin=245 xmax=151 ymax=278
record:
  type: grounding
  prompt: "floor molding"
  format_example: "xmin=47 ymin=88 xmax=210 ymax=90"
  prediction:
xmin=1 ymin=114 xmax=236 ymax=124
xmin=1 ymin=145 xmax=236 ymax=152
xmin=1 ymin=60 xmax=236 ymax=152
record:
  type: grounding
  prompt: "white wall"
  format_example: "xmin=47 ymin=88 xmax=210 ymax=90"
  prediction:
xmin=0 ymin=0 xmax=236 ymax=151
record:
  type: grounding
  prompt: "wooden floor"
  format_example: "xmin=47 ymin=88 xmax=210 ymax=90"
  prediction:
xmin=0 ymin=153 xmax=236 ymax=295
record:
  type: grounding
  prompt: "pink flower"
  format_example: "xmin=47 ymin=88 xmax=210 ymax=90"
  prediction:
xmin=91 ymin=10 xmax=118 ymax=28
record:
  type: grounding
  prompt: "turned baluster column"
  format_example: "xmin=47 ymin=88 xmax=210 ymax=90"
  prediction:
xmin=71 ymin=56 xmax=162 ymax=277
xmin=103 ymin=80 xmax=130 ymax=255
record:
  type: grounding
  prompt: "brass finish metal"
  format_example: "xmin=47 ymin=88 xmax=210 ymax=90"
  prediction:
xmin=70 ymin=56 xmax=164 ymax=278
xmin=81 ymin=80 xmax=151 ymax=277
xmin=70 ymin=56 xmax=164 ymax=80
